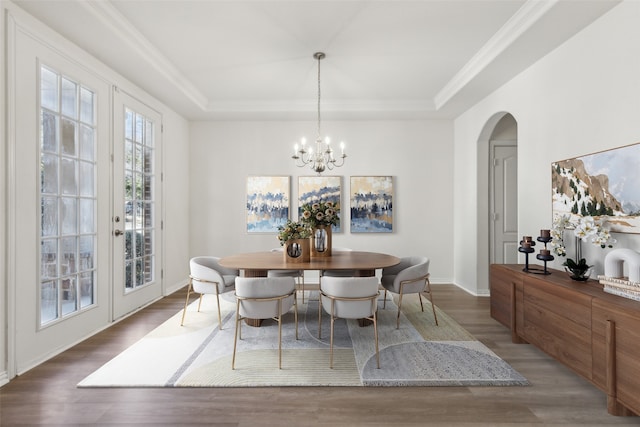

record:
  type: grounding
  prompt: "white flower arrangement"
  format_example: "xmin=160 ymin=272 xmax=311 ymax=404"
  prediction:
xmin=551 ymin=214 xmax=616 ymax=258
xmin=551 ymin=214 xmax=616 ymax=279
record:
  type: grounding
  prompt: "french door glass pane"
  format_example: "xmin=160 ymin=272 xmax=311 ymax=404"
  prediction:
xmin=80 ymin=87 xmax=94 ymax=125
xmin=61 ymin=77 xmax=77 ymax=118
xmin=41 ymin=154 xmax=58 ymax=194
xmin=40 ymin=280 xmax=58 ymax=324
xmin=41 ymin=239 xmax=58 ymax=279
xmin=61 ymin=118 xmax=76 ymax=156
xmin=79 ymin=125 xmax=94 ymax=160
xmin=122 ymin=107 xmax=155 ymax=293
xmin=39 ymin=65 xmax=97 ymax=326
xmin=61 ymin=158 xmax=77 ymax=195
xmin=42 ymin=111 xmax=58 ymax=152
xmin=41 ymin=68 xmax=58 ymax=111
xmin=79 ymin=161 xmax=94 ymax=197
xmin=61 ymin=198 xmax=77 ymax=235
xmin=41 ymin=197 xmax=58 ymax=237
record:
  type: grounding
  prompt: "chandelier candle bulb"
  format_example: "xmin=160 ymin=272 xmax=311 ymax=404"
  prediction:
xmin=541 ymin=229 xmax=551 ymax=239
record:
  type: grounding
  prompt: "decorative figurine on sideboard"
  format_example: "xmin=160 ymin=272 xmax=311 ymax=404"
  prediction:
xmin=598 ymin=248 xmax=640 ymax=301
xmin=519 ymin=230 xmax=553 ymax=275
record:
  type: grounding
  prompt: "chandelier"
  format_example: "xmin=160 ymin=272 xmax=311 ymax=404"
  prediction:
xmin=292 ymin=52 xmax=346 ymax=174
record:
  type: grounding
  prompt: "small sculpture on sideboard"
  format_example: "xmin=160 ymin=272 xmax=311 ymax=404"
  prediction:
xmin=598 ymin=248 xmax=640 ymax=301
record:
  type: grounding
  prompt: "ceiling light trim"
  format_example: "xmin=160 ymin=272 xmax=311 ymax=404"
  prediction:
xmin=79 ymin=0 xmax=209 ymax=110
xmin=434 ymin=0 xmax=558 ymax=110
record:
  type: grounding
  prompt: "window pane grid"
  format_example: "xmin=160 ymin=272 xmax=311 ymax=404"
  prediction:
xmin=39 ymin=65 xmax=97 ymax=327
xmin=123 ymin=108 xmax=155 ymax=292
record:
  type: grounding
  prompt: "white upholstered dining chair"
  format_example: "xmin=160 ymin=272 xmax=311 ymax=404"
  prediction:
xmin=319 ymin=276 xmax=380 ymax=369
xmin=381 ymin=256 xmax=438 ymax=329
xmin=180 ymin=256 xmax=239 ymax=329
xmin=267 ymin=247 xmax=306 ymax=302
xmin=232 ymin=277 xmax=298 ymax=370
xmin=320 ymin=247 xmax=354 ymax=278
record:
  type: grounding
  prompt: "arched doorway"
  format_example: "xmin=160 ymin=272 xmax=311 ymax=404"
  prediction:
xmin=476 ymin=113 xmax=518 ymax=294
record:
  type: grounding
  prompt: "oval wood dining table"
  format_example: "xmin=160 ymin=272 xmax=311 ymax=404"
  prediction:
xmin=220 ymin=250 xmax=400 ymax=277
xmin=219 ymin=250 xmax=400 ymax=326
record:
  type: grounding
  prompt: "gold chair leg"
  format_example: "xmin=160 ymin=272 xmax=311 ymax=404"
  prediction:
xmin=232 ymin=300 xmax=241 ymax=370
xmin=318 ymin=293 xmax=323 ymax=339
xmin=300 ymin=274 xmax=305 ymax=304
xmin=197 ymin=293 xmax=203 ymax=312
xmin=180 ymin=282 xmax=193 ymax=326
xmin=329 ymin=315 xmax=335 ymax=369
xmin=426 ymin=280 xmax=439 ymax=326
xmin=294 ymin=293 xmax=299 ymax=340
xmin=373 ymin=312 xmax=380 ymax=369
xmin=418 ymin=293 xmax=425 ymax=312
xmin=277 ymin=299 xmax=282 ymax=369
xmin=215 ymin=290 xmax=223 ymax=330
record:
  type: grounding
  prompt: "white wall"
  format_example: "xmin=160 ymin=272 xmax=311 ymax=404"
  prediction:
xmin=454 ymin=0 xmax=640 ymax=295
xmin=189 ymin=119 xmax=454 ymax=283
xmin=162 ymin=112 xmax=191 ymax=293
xmin=0 ymin=0 xmax=7 ymax=385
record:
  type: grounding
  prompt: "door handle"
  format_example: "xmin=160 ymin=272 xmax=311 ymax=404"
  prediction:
xmin=114 ymin=229 xmax=124 ymax=237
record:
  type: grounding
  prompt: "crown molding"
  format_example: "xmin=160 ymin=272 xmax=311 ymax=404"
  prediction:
xmin=205 ymin=99 xmax=435 ymax=114
xmin=78 ymin=0 xmax=209 ymax=110
xmin=434 ymin=0 xmax=558 ymax=110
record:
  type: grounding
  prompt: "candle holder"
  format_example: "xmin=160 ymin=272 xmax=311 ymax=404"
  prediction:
xmin=518 ymin=239 xmax=535 ymax=273
xmin=519 ymin=234 xmax=554 ymax=275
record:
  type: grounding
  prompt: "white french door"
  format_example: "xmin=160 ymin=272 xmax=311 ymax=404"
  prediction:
xmin=112 ymin=90 xmax=163 ymax=320
xmin=11 ymin=22 xmax=111 ymax=373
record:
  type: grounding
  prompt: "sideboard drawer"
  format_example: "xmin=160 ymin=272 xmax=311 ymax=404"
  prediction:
xmin=490 ymin=264 xmax=522 ymax=329
xmin=522 ymin=276 xmax=593 ymax=380
xmin=593 ymin=299 xmax=640 ymax=413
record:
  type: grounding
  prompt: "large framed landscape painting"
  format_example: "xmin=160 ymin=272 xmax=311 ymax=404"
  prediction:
xmin=552 ymin=142 xmax=640 ymax=234
xmin=246 ymin=176 xmax=289 ymax=233
xmin=350 ymin=176 xmax=393 ymax=233
xmin=298 ymin=176 xmax=341 ymax=232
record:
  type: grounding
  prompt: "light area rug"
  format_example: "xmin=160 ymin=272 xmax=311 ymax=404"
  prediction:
xmin=78 ymin=290 xmax=528 ymax=388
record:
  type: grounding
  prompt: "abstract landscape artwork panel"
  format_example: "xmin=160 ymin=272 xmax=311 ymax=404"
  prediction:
xmin=350 ymin=176 xmax=393 ymax=233
xmin=298 ymin=176 xmax=341 ymax=232
xmin=552 ymin=142 xmax=640 ymax=234
xmin=246 ymin=176 xmax=289 ymax=233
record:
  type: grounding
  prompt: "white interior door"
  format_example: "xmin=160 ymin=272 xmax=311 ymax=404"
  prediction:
xmin=490 ymin=142 xmax=518 ymax=264
xmin=112 ymin=90 xmax=163 ymax=320
xmin=11 ymin=22 xmax=111 ymax=373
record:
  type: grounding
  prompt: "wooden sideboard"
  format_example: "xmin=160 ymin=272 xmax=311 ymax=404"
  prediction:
xmin=490 ymin=264 xmax=640 ymax=416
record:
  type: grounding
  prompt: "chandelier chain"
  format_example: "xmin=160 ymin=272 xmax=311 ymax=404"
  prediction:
xmin=317 ymin=53 xmax=321 ymax=139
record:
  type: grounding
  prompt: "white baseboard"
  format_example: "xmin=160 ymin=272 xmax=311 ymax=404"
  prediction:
xmin=165 ymin=278 xmax=188 ymax=296
xmin=0 ymin=370 xmax=9 ymax=388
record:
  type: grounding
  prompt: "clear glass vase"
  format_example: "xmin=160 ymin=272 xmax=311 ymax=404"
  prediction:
xmin=565 ymin=265 xmax=593 ymax=281
xmin=310 ymin=225 xmax=332 ymax=257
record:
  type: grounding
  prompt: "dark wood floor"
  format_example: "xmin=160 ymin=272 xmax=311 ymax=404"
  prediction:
xmin=1 ymin=284 xmax=639 ymax=426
